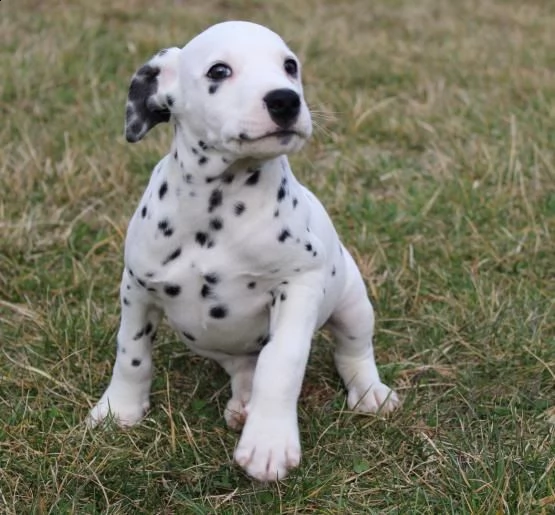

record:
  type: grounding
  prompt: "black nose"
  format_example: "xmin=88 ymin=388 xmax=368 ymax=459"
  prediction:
xmin=263 ymin=89 xmax=301 ymax=129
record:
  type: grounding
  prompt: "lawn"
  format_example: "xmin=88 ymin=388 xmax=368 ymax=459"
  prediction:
xmin=1 ymin=0 xmax=554 ymax=512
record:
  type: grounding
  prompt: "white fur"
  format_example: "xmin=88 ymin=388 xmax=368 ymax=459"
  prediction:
xmin=88 ymin=21 xmax=399 ymax=482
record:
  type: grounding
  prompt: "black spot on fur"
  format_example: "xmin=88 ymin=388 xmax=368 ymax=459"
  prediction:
xmin=313 ymin=251 xmax=318 ymax=257
xmin=278 ymin=228 xmax=291 ymax=242
xmin=195 ymin=232 xmax=209 ymax=246
xmin=162 ymin=247 xmax=182 ymax=265
xmin=159 ymin=181 xmax=168 ymax=200
xmin=145 ymin=322 xmax=153 ymax=335
xmin=182 ymin=331 xmax=196 ymax=341
xmin=198 ymin=140 xmax=208 ymax=150
xmin=164 ymin=284 xmax=181 ymax=297
xmin=209 ymin=84 xmax=219 ymax=94
xmin=245 ymin=168 xmax=260 ymax=186
xmin=166 ymin=95 xmax=174 ymax=107
xmin=191 ymin=147 xmax=199 ymax=155
xmin=274 ymin=209 xmax=279 ymax=218
xmin=158 ymin=219 xmax=174 ymax=237
xmin=128 ymin=269 xmax=134 ymax=277
xmin=209 ymin=217 xmax=223 ymax=231
xmin=332 ymin=265 xmax=336 ymax=276
xmin=277 ymin=177 xmax=288 ymax=202
xmin=133 ymin=329 xmax=144 ymax=340
xmin=305 ymin=243 xmax=313 ymax=252
xmin=123 ymin=297 xmax=130 ymax=306
xmin=210 ymin=305 xmax=228 ymax=319
xmin=198 ymin=156 xmax=208 ymax=165
xmin=145 ymin=272 xmax=155 ymax=278
xmin=201 ymin=284 xmax=213 ymax=298
xmin=294 ymin=267 xmax=301 ymax=272
xmin=174 ymin=150 xmax=178 ymax=160
xmin=141 ymin=206 xmax=147 ymax=218
xmin=234 ymin=202 xmax=246 ymax=216
xmin=247 ymin=281 xmax=256 ymax=289
xmin=292 ymin=197 xmax=298 ymax=208
xmin=208 ymin=189 xmax=223 ymax=212
xmin=137 ymin=278 xmax=146 ymax=288
xmin=205 ymin=273 xmax=219 ymax=284
xmin=131 ymin=359 xmax=142 ymax=367
xmin=185 ymin=173 xmax=193 ymax=184
xmin=280 ymin=293 xmax=287 ymax=302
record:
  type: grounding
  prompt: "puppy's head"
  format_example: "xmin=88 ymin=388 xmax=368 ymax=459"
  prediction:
xmin=124 ymin=21 xmax=312 ymax=159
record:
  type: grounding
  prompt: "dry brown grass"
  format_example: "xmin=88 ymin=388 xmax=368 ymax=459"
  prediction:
xmin=1 ymin=0 xmax=554 ymax=512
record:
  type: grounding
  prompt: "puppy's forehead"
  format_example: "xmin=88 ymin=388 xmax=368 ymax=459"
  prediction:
xmin=182 ymin=21 xmax=291 ymax=63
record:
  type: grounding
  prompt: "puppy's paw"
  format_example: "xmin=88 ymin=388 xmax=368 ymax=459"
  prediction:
xmin=234 ymin=412 xmax=300 ymax=481
xmin=348 ymin=382 xmax=400 ymax=414
xmin=87 ymin=389 xmax=149 ymax=428
xmin=224 ymin=397 xmax=249 ymax=431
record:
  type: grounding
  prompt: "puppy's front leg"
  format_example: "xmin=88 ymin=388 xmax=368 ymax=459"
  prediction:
xmin=234 ymin=277 xmax=322 ymax=481
xmin=87 ymin=270 xmax=161 ymax=427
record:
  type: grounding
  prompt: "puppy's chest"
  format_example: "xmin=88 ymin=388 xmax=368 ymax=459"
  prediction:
xmin=125 ymin=171 xmax=322 ymax=348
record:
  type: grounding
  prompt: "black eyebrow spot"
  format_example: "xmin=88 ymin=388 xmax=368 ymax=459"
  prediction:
xmin=247 ymin=281 xmax=256 ymax=289
xmin=131 ymin=359 xmax=142 ymax=367
xmin=209 ymin=84 xmax=219 ymax=94
xmin=234 ymin=202 xmax=246 ymax=215
xmin=278 ymin=228 xmax=291 ymax=242
xmin=164 ymin=284 xmax=181 ymax=296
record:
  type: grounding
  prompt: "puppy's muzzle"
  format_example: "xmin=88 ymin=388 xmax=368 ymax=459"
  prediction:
xmin=263 ymin=89 xmax=301 ymax=129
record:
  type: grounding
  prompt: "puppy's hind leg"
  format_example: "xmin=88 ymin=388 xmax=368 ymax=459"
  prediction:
xmin=87 ymin=270 xmax=162 ymax=427
xmin=329 ymin=249 xmax=400 ymax=414
xmin=218 ymin=354 xmax=258 ymax=431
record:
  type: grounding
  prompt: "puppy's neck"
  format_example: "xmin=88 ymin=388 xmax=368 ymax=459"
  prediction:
xmin=166 ymin=121 xmax=289 ymax=195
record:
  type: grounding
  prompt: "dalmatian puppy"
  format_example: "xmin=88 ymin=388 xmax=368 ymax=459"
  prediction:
xmin=87 ymin=20 xmax=399 ymax=481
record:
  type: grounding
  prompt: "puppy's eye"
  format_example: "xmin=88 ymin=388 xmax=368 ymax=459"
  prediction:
xmin=284 ymin=58 xmax=298 ymax=77
xmin=207 ymin=63 xmax=232 ymax=80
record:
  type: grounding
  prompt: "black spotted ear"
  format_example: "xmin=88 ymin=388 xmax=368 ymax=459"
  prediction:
xmin=125 ymin=47 xmax=181 ymax=143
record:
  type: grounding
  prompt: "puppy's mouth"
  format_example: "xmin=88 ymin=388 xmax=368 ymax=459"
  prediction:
xmin=237 ymin=130 xmax=301 ymax=143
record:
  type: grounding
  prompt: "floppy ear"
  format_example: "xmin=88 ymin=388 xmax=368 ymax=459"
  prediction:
xmin=125 ymin=47 xmax=181 ymax=143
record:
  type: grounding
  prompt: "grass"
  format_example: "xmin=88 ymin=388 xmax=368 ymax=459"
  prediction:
xmin=1 ymin=0 xmax=554 ymax=512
